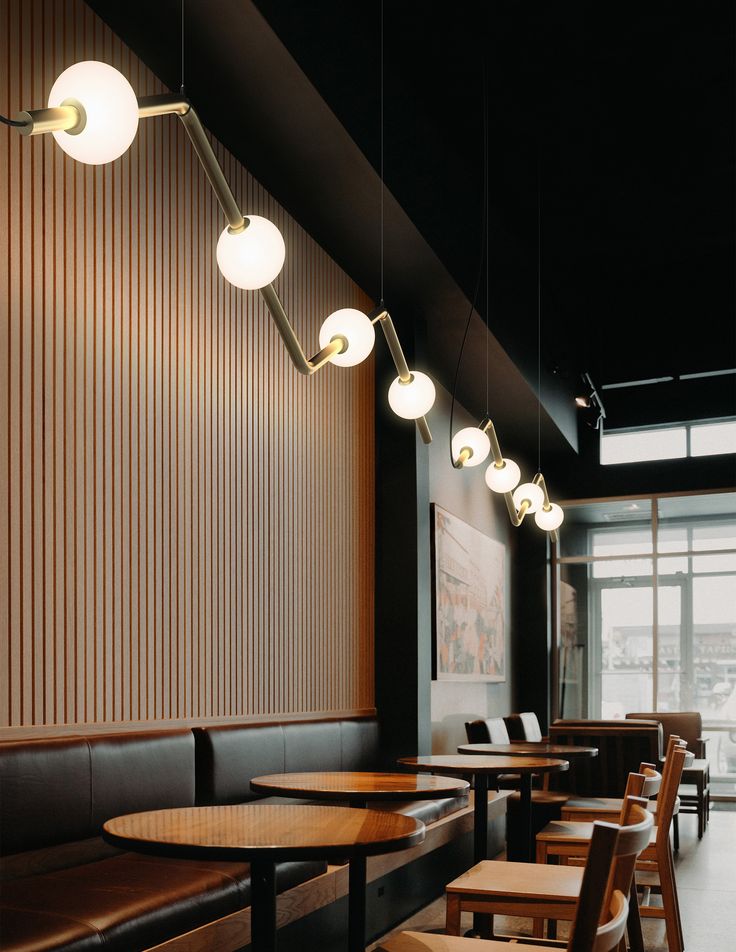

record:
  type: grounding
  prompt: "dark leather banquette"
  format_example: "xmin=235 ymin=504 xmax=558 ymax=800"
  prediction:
xmin=0 ymin=717 xmax=468 ymax=951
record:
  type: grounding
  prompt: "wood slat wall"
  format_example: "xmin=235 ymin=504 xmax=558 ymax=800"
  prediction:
xmin=0 ymin=0 xmax=375 ymax=733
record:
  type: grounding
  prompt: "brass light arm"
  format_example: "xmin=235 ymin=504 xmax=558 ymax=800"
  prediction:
xmin=374 ymin=310 xmax=432 ymax=445
xmin=376 ymin=312 xmax=412 ymax=383
xmin=16 ymin=104 xmax=84 ymax=136
xmin=506 ymin=495 xmax=529 ymax=527
xmin=137 ymin=94 xmax=246 ymax=232
xmin=533 ymin=471 xmax=560 ymax=544
xmin=453 ymin=447 xmax=472 ymax=468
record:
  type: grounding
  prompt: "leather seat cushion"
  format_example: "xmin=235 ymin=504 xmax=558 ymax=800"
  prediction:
xmin=0 ymin=853 xmax=326 ymax=952
xmin=0 ymin=907 xmax=103 ymax=952
xmin=370 ymin=794 xmax=469 ymax=824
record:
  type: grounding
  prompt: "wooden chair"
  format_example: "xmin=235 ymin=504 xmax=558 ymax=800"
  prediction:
xmin=634 ymin=746 xmax=688 ymax=952
xmin=535 ymin=745 xmax=687 ymax=952
xmin=560 ymin=736 xmax=682 ymax=849
xmin=378 ymin=819 xmax=630 ymax=952
xmin=535 ymin=767 xmax=661 ymax=865
xmin=627 ymin=710 xmax=710 ymax=838
xmin=442 ymin=796 xmax=652 ymax=949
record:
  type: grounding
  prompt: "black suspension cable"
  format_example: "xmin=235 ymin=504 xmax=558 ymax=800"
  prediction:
xmin=449 ymin=64 xmax=488 ymax=465
xmin=380 ymin=0 xmax=385 ymax=304
xmin=180 ymin=0 xmax=186 ymax=97
xmin=537 ymin=156 xmax=542 ymax=473
xmin=1 ymin=113 xmax=25 ymax=127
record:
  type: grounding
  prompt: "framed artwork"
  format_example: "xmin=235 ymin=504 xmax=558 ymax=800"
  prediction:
xmin=431 ymin=504 xmax=506 ymax=682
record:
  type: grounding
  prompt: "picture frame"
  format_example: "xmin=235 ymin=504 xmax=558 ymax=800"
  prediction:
xmin=431 ymin=503 xmax=506 ymax=682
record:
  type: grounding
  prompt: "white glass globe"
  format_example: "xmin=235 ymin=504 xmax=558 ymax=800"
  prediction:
xmin=318 ymin=309 xmax=375 ymax=367
xmin=216 ymin=216 xmax=286 ymax=290
xmin=512 ymin=482 xmax=545 ymax=514
xmin=535 ymin=503 xmax=564 ymax=532
xmin=452 ymin=427 xmax=491 ymax=467
xmin=48 ymin=61 xmax=139 ymax=164
xmin=484 ymin=458 xmax=521 ymax=493
xmin=387 ymin=371 xmax=436 ymax=420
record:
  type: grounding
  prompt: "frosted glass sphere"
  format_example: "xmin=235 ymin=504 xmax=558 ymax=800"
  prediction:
xmin=452 ymin=427 xmax=491 ymax=467
xmin=513 ymin=482 xmax=545 ymax=515
xmin=216 ymin=216 xmax=286 ymax=290
xmin=535 ymin=503 xmax=564 ymax=531
xmin=48 ymin=61 xmax=139 ymax=164
xmin=388 ymin=371 xmax=436 ymax=420
xmin=319 ymin=309 xmax=375 ymax=367
xmin=484 ymin=457 xmax=521 ymax=493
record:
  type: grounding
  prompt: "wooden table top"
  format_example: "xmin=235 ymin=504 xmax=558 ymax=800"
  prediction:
xmin=250 ymin=771 xmax=470 ymax=801
xmin=398 ymin=755 xmax=569 ymax=777
xmin=103 ymin=804 xmax=425 ymax=861
xmin=457 ymin=743 xmax=598 ymax=758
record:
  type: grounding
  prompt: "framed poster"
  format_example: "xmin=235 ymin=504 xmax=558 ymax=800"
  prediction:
xmin=431 ymin=504 xmax=506 ymax=682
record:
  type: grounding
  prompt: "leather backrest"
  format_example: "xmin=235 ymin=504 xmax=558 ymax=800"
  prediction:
xmin=519 ymin=712 xmax=543 ymax=742
xmin=194 ymin=724 xmax=286 ymax=805
xmin=283 ymin=720 xmax=342 ymax=772
xmin=505 ymin=713 xmax=543 ymax=741
xmin=0 ymin=729 xmax=195 ymax=857
xmin=626 ymin=711 xmax=702 ymax=751
xmin=194 ymin=718 xmax=380 ymax=805
xmin=88 ymin=730 xmax=195 ymax=828
xmin=0 ymin=737 xmax=91 ymax=856
xmin=339 ymin=719 xmax=380 ymax=770
xmin=464 ymin=717 xmax=510 ymax=744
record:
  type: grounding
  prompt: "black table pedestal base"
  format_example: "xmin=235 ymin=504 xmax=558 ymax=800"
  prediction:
xmin=251 ymin=859 xmax=277 ymax=952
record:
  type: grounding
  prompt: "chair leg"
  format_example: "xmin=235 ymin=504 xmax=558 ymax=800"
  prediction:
xmin=627 ymin=876 xmax=645 ymax=952
xmin=660 ymin=846 xmax=684 ymax=952
xmin=667 ymin=843 xmax=685 ymax=952
xmin=673 ymin=812 xmax=679 ymax=852
xmin=536 ymin=840 xmax=548 ymax=864
xmin=697 ymin=778 xmax=705 ymax=839
xmin=532 ymin=918 xmax=546 ymax=938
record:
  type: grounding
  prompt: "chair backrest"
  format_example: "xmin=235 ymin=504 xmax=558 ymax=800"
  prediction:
xmin=640 ymin=765 xmax=662 ymax=800
xmin=627 ymin=710 xmax=702 ymax=753
xmin=654 ymin=744 xmax=687 ymax=848
xmin=519 ymin=712 xmax=544 ymax=741
xmin=567 ymin=801 xmax=651 ymax=952
xmin=617 ymin=767 xmax=661 ymax=821
xmin=464 ymin=717 xmax=510 ymax=745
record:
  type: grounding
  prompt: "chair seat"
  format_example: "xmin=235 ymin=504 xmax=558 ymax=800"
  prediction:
xmin=562 ymin=796 xmax=678 ymax=818
xmin=379 ymin=930 xmax=563 ymax=951
xmin=537 ymin=819 xmax=657 ymax=848
xmin=508 ymin=790 xmax=570 ymax=805
xmin=447 ymin=858 xmax=584 ymax=902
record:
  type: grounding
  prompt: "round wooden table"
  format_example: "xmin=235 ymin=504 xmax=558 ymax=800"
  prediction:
xmin=397 ymin=754 xmax=569 ymax=863
xmin=103 ymin=803 xmax=424 ymax=952
xmin=458 ymin=742 xmax=598 ymax=759
xmin=250 ymin=770 xmax=470 ymax=808
xmin=250 ymin=771 xmax=469 ymax=948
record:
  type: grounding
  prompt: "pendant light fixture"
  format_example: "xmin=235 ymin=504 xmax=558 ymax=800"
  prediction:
xmin=3 ymin=11 xmax=435 ymax=443
xmin=448 ymin=71 xmax=562 ymax=541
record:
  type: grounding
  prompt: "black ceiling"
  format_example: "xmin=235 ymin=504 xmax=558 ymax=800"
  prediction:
xmin=253 ymin=0 xmax=735 ymax=392
xmin=85 ymin=0 xmax=735 ymax=465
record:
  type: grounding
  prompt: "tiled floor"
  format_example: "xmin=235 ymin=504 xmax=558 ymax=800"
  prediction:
xmin=371 ymin=807 xmax=736 ymax=951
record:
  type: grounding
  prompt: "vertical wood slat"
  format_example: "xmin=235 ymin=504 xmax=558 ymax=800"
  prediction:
xmin=0 ymin=0 xmax=375 ymax=732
